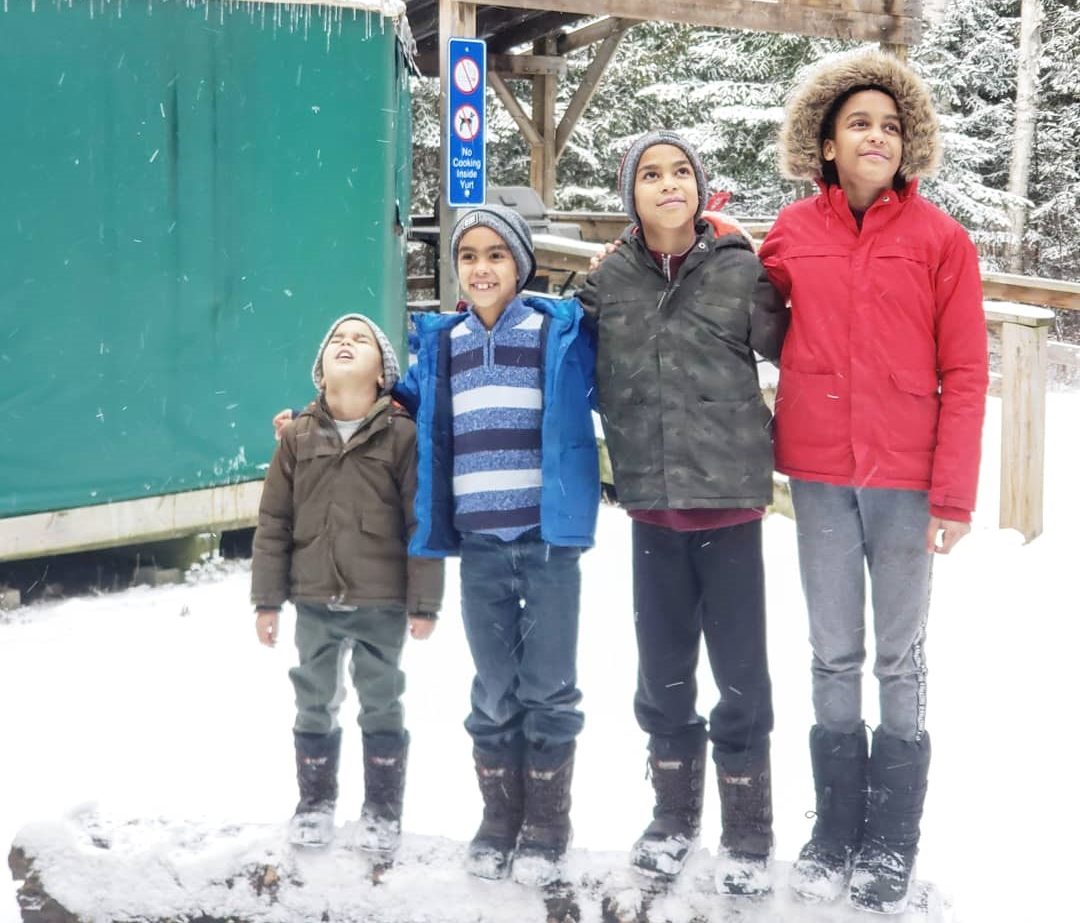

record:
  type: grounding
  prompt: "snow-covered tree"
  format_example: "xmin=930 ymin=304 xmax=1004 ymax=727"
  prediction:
xmin=1005 ymin=0 xmax=1044 ymax=272
xmin=408 ymin=5 xmax=1074 ymax=287
xmin=1028 ymin=0 xmax=1080 ymax=282
xmin=911 ymin=0 xmax=1021 ymax=261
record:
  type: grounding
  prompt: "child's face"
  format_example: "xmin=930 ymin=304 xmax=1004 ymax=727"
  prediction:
xmin=321 ymin=318 xmax=384 ymax=390
xmin=456 ymin=225 xmax=518 ymax=315
xmin=632 ymin=143 xmax=698 ymax=235
xmin=822 ymin=89 xmax=903 ymax=198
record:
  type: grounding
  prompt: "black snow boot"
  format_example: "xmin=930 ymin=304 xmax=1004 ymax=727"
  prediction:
xmin=790 ymin=725 xmax=869 ymax=903
xmin=849 ymin=728 xmax=931 ymax=914
xmin=714 ymin=748 xmax=774 ymax=897
xmin=630 ymin=728 xmax=707 ymax=879
xmin=465 ymin=741 xmax=525 ymax=880
xmin=356 ymin=731 xmax=409 ymax=855
xmin=512 ymin=741 xmax=576 ymax=886
xmin=289 ymin=728 xmax=342 ymax=847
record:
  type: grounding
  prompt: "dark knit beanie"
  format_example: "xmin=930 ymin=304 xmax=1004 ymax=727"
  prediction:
xmin=618 ymin=130 xmax=708 ymax=227
xmin=312 ymin=313 xmax=401 ymax=395
xmin=450 ymin=204 xmax=537 ymax=293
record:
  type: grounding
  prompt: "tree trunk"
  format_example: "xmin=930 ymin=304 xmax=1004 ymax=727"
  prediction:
xmin=922 ymin=0 xmax=949 ymax=28
xmin=1007 ymin=0 xmax=1044 ymax=273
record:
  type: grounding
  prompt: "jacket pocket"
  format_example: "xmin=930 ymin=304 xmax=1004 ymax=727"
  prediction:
xmin=886 ymin=369 xmax=940 ymax=451
xmin=775 ymin=368 xmax=847 ymax=449
xmin=874 ymin=244 xmax=929 ymax=265
xmin=360 ymin=507 xmax=403 ymax=540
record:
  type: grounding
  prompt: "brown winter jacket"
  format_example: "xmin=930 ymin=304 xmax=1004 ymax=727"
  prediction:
xmin=251 ymin=395 xmax=444 ymax=614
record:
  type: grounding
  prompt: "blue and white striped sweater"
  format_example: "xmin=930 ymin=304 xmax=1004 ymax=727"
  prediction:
xmin=450 ymin=298 xmax=544 ymax=540
xmin=394 ymin=294 xmax=599 ymax=556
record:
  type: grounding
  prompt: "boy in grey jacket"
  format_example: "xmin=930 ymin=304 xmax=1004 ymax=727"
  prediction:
xmin=253 ymin=313 xmax=443 ymax=853
xmin=577 ymin=131 xmax=787 ymax=895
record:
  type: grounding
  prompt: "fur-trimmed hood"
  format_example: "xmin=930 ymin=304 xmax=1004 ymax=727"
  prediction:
xmin=778 ymin=50 xmax=941 ymax=182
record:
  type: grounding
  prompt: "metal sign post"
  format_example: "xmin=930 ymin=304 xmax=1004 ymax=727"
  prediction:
xmin=446 ymin=37 xmax=486 ymax=208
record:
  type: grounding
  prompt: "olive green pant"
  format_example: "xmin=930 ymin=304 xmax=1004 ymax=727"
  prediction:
xmin=290 ymin=602 xmax=408 ymax=737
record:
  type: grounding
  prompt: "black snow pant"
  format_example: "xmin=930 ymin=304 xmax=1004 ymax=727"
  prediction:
xmin=631 ymin=518 xmax=773 ymax=760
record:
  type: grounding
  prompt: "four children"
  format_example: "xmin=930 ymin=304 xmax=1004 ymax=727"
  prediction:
xmin=251 ymin=48 xmax=987 ymax=916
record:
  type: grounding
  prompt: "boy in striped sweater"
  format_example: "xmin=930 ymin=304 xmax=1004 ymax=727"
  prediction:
xmin=394 ymin=205 xmax=599 ymax=884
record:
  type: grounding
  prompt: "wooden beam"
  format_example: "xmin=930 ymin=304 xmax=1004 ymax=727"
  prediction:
xmin=490 ymin=53 xmax=567 ymax=76
xmin=475 ymin=0 xmax=922 ymax=45
xmin=0 ymin=483 xmax=263 ymax=562
xmin=530 ymin=34 xmax=558 ymax=208
xmin=556 ymin=15 xmax=634 ymax=53
xmin=533 ymin=232 xmax=604 ymax=272
xmin=555 ymin=24 xmax=631 ymax=159
xmin=489 ymin=70 xmax=543 ymax=147
xmin=983 ymin=271 xmax=1080 ymax=312
xmin=484 ymin=10 xmax=583 ymax=54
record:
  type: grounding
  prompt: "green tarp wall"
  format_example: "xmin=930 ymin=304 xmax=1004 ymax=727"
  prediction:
xmin=0 ymin=0 xmax=412 ymax=518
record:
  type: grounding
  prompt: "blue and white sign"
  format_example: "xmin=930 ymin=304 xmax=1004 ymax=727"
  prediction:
xmin=446 ymin=37 xmax=486 ymax=208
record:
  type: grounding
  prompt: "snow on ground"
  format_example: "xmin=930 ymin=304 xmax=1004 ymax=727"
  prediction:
xmin=2 ymin=392 xmax=1078 ymax=922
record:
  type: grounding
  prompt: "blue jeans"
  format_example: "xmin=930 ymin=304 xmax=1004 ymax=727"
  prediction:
xmin=791 ymin=480 xmax=932 ymax=742
xmin=459 ymin=529 xmax=584 ymax=751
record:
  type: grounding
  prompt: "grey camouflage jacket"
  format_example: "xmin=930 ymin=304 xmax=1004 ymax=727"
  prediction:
xmin=576 ymin=224 xmax=788 ymax=510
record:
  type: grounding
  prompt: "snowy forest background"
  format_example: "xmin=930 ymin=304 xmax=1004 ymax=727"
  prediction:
xmin=410 ymin=0 xmax=1080 ymax=336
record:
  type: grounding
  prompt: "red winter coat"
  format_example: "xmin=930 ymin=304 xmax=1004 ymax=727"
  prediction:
xmin=758 ymin=180 xmax=988 ymax=521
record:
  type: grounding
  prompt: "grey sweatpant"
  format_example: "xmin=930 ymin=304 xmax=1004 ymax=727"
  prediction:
xmin=290 ymin=602 xmax=408 ymax=738
xmin=790 ymin=480 xmax=933 ymax=742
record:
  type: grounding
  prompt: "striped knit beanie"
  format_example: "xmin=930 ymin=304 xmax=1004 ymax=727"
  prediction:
xmin=618 ymin=130 xmax=708 ymax=227
xmin=450 ymin=204 xmax=537 ymax=293
xmin=311 ymin=313 xmax=400 ymax=395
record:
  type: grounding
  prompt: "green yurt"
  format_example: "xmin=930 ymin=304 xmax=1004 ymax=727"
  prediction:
xmin=0 ymin=0 xmax=413 ymax=559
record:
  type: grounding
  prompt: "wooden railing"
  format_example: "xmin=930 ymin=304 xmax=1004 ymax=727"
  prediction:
xmin=532 ymin=229 xmax=1080 ymax=542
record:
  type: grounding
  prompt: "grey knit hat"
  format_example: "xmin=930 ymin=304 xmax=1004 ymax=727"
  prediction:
xmin=450 ymin=204 xmax=537 ymax=293
xmin=618 ymin=130 xmax=708 ymax=227
xmin=312 ymin=313 xmax=400 ymax=395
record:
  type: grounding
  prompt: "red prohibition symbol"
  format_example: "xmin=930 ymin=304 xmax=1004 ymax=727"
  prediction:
xmin=454 ymin=105 xmax=480 ymax=142
xmin=453 ymin=57 xmax=481 ymax=95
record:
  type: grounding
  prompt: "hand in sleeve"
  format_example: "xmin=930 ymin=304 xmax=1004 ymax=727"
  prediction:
xmin=255 ymin=609 xmax=280 ymax=647
xmin=408 ymin=614 xmax=437 ymax=640
xmin=926 ymin=517 xmax=971 ymax=555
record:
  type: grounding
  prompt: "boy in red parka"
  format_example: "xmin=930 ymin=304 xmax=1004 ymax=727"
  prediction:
xmin=758 ymin=51 xmax=988 ymax=914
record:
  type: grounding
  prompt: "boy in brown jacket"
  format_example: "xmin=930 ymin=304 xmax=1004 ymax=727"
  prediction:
xmin=252 ymin=313 xmax=444 ymax=853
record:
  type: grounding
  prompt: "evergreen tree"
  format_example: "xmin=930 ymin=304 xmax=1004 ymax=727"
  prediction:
xmin=911 ymin=0 xmax=1021 ymax=261
xmin=408 ymin=6 xmax=1073 ymax=289
xmin=1029 ymin=0 xmax=1080 ymax=281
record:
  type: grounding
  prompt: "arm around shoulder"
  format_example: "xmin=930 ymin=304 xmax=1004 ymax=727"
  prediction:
xmin=575 ymin=270 xmax=603 ymax=332
xmin=251 ymin=433 xmax=298 ymax=610
xmin=749 ymin=264 xmax=789 ymax=363
xmin=393 ymin=418 xmax=445 ymax=614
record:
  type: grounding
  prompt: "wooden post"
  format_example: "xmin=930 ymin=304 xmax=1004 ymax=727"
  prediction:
xmin=529 ymin=34 xmax=558 ymax=208
xmin=987 ymin=301 xmax=1055 ymax=542
xmin=555 ymin=23 xmax=631 ymax=159
xmin=438 ymin=1 xmax=477 ymax=311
